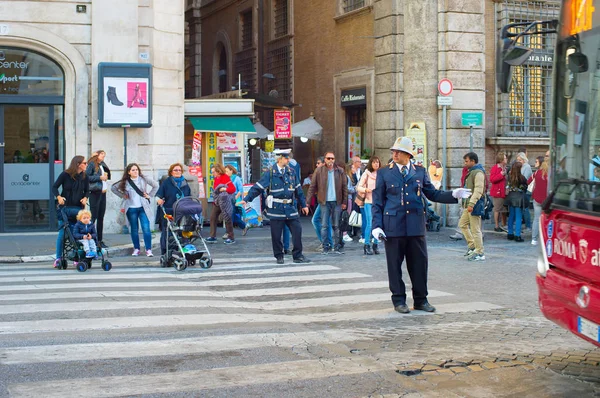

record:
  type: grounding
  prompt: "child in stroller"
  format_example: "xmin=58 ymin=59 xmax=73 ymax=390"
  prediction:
xmin=54 ymin=206 xmax=112 ymax=272
xmin=159 ymin=197 xmax=213 ymax=271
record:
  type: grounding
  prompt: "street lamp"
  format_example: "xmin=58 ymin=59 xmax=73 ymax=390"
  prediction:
xmin=249 ymin=138 xmax=258 ymax=146
xmin=300 ymin=137 xmax=309 ymax=143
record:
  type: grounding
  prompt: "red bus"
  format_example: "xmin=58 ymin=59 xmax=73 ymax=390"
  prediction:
xmin=498 ymin=0 xmax=600 ymax=347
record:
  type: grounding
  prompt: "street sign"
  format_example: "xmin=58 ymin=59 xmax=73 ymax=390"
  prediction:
xmin=461 ymin=112 xmax=483 ymax=127
xmin=438 ymin=78 xmax=453 ymax=96
xmin=437 ymin=96 xmax=453 ymax=106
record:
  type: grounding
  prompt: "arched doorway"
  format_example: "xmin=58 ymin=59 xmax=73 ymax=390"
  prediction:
xmin=213 ymin=42 xmax=229 ymax=94
xmin=0 ymin=47 xmax=65 ymax=231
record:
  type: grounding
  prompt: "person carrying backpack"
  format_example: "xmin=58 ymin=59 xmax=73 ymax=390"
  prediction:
xmin=458 ymin=152 xmax=486 ymax=262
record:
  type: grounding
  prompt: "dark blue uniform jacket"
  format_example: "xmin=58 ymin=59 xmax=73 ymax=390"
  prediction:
xmin=244 ymin=165 xmax=307 ymax=220
xmin=373 ymin=162 xmax=457 ymax=237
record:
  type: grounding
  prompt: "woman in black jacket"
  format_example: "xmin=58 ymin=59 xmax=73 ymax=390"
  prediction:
xmin=52 ymin=155 xmax=89 ymax=268
xmin=505 ymin=162 xmax=528 ymax=242
xmin=86 ymin=150 xmax=111 ymax=248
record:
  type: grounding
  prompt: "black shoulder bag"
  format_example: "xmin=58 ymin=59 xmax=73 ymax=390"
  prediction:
xmin=127 ymin=178 xmax=150 ymax=203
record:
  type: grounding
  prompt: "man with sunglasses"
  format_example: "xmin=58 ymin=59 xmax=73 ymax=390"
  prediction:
xmin=372 ymin=137 xmax=471 ymax=314
xmin=307 ymin=151 xmax=348 ymax=254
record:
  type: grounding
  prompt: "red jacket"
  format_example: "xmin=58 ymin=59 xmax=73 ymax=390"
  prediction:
xmin=213 ymin=174 xmax=235 ymax=194
xmin=489 ymin=163 xmax=507 ymax=198
xmin=528 ymin=170 xmax=549 ymax=204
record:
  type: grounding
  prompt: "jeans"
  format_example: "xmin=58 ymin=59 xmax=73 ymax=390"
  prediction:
xmin=126 ymin=207 xmax=152 ymax=250
xmin=311 ymin=204 xmax=332 ymax=243
xmin=283 ymin=225 xmax=290 ymax=250
xmin=523 ymin=193 xmax=532 ymax=228
xmin=80 ymin=239 xmax=98 ymax=253
xmin=508 ymin=206 xmax=523 ymax=237
xmin=360 ymin=207 xmax=367 ymax=239
xmin=532 ymin=201 xmax=542 ymax=241
xmin=362 ymin=203 xmax=379 ymax=245
xmin=321 ymin=201 xmax=341 ymax=249
xmin=56 ymin=206 xmax=82 ymax=258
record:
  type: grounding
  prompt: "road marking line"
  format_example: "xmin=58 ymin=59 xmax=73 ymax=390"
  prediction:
xmin=0 ymin=281 xmax=390 ymax=301
xmin=0 ymin=302 xmax=502 ymax=334
xmin=7 ymin=356 xmax=393 ymax=397
xmin=0 ymin=272 xmax=372 ymax=291
xmin=0 ymin=329 xmax=366 ymax=364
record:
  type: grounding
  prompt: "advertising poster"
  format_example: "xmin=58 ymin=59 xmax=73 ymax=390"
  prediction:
xmin=191 ymin=131 xmax=202 ymax=165
xmin=207 ymin=132 xmax=217 ymax=200
xmin=274 ymin=110 xmax=292 ymax=139
xmin=264 ymin=140 xmax=274 ymax=153
xmin=216 ymin=133 xmax=239 ymax=151
xmin=102 ymin=77 xmax=150 ymax=125
xmin=348 ymin=126 xmax=361 ymax=160
xmin=406 ymin=122 xmax=427 ymax=167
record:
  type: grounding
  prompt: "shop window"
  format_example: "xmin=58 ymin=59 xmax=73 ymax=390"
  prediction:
xmin=496 ymin=0 xmax=560 ymax=137
xmin=273 ymin=0 xmax=289 ymax=38
xmin=0 ymin=47 xmax=64 ymax=96
xmin=240 ymin=9 xmax=253 ymax=50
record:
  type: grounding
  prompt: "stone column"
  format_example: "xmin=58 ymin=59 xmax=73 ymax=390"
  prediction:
xmin=373 ymin=0 xmax=403 ymax=157
xmin=438 ymin=0 xmax=486 ymax=225
xmin=185 ymin=5 xmax=202 ymax=99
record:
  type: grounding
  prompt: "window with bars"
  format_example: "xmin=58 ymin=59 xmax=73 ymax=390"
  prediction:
xmin=343 ymin=0 xmax=365 ymax=13
xmin=266 ymin=41 xmax=292 ymax=102
xmin=234 ymin=48 xmax=256 ymax=92
xmin=273 ymin=0 xmax=288 ymax=38
xmin=497 ymin=0 xmax=560 ymax=137
xmin=240 ymin=9 xmax=253 ymax=50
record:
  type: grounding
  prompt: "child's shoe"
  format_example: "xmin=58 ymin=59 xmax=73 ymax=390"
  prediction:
xmin=85 ymin=251 xmax=95 ymax=258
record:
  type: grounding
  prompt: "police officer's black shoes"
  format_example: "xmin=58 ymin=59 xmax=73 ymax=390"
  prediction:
xmin=363 ymin=245 xmax=373 ymax=255
xmin=394 ymin=304 xmax=410 ymax=314
xmin=413 ymin=302 xmax=436 ymax=312
xmin=276 ymin=257 xmax=284 ymax=265
xmin=293 ymin=256 xmax=311 ymax=263
xmin=372 ymin=244 xmax=380 ymax=255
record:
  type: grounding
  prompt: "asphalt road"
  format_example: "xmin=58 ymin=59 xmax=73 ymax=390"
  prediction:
xmin=0 ymin=226 xmax=599 ymax=397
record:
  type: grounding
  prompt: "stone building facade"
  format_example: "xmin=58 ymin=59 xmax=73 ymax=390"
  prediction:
xmin=0 ymin=0 xmax=185 ymax=233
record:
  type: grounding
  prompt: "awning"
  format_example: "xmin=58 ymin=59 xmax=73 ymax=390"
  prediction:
xmin=292 ymin=116 xmax=323 ymax=141
xmin=189 ymin=117 xmax=256 ymax=134
xmin=253 ymin=122 xmax=271 ymax=139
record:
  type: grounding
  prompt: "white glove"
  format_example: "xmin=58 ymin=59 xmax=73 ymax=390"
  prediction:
xmin=452 ymin=188 xmax=472 ymax=199
xmin=372 ymin=228 xmax=386 ymax=241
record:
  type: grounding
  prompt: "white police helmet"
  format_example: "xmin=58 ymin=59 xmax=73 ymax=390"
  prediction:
xmin=390 ymin=137 xmax=414 ymax=158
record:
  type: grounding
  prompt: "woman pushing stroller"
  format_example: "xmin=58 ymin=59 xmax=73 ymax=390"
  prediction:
xmin=156 ymin=163 xmax=191 ymax=256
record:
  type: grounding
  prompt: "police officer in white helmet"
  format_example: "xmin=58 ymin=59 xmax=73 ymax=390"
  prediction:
xmin=372 ymin=137 xmax=471 ymax=313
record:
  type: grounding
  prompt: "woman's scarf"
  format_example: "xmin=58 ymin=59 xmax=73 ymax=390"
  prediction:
xmin=172 ymin=176 xmax=186 ymax=187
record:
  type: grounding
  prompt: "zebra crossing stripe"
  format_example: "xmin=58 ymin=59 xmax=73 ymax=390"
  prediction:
xmin=0 ymin=264 xmax=340 ymax=283
xmin=0 ymin=329 xmax=366 ymax=365
xmin=0 ymin=281 xmax=390 ymax=301
xmin=7 ymin=356 xmax=393 ymax=397
xmin=0 ymin=303 xmax=502 ymax=335
xmin=0 ymin=272 xmax=373 ymax=291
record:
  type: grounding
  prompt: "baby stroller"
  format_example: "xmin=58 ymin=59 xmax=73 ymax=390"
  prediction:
xmin=55 ymin=206 xmax=112 ymax=272
xmin=159 ymin=197 xmax=212 ymax=271
xmin=424 ymin=200 xmax=441 ymax=232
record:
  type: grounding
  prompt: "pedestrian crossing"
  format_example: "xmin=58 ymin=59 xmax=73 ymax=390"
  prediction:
xmin=0 ymin=255 xmax=503 ymax=397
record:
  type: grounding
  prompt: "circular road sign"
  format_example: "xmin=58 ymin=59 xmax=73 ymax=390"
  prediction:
xmin=438 ymin=78 xmax=453 ymax=96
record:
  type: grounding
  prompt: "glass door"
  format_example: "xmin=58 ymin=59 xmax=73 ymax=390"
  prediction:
xmin=0 ymin=105 xmax=64 ymax=231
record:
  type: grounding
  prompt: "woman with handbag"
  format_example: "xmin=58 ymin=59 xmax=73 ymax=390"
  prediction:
xmin=505 ymin=162 xmax=528 ymax=242
xmin=111 ymin=163 xmax=159 ymax=256
xmin=86 ymin=150 xmax=111 ymax=248
xmin=528 ymin=156 xmax=549 ymax=246
xmin=341 ymin=164 xmax=357 ymax=244
xmin=205 ymin=164 xmax=236 ymax=244
xmin=489 ymin=152 xmax=508 ymax=232
xmin=356 ymin=156 xmax=381 ymax=255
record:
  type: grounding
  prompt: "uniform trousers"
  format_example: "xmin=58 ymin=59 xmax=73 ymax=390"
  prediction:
xmin=384 ymin=236 xmax=429 ymax=307
xmin=270 ymin=218 xmax=303 ymax=260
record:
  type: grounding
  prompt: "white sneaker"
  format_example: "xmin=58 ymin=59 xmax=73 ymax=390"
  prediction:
xmin=343 ymin=235 xmax=353 ymax=242
xmin=358 ymin=238 xmax=365 ymax=244
xmin=531 ymin=240 xmax=538 ymax=246
xmin=146 ymin=250 xmax=154 ymax=257
xmin=132 ymin=249 xmax=140 ymax=256
xmin=222 ymin=233 xmax=229 ymax=239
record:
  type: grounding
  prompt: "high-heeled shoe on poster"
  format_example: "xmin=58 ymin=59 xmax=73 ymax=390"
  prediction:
xmin=106 ymin=86 xmax=124 ymax=106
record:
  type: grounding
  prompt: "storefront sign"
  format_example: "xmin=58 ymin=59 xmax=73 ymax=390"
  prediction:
xmin=274 ymin=110 xmax=292 ymax=139
xmin=525 ymin=52 xmax=553 ymax=66
xmin=341 ymin=88 xmax=367 ymax=107
xmin=98 ymin=63 xmax=152 ymax=128
xmin=3 ymin=164 xmax=50 ymax=200
xmin=207 ymin=132 xmax=217 ymax=200
xmin=348 ymin=126 xmax=362 ymax=159
xmin=191 ymin=131 xmax=202 ymax=165
xmin=216 ymin=133 xmax=239 ymax=150
xmin=406 ymin=122 xmax=427 ymax=167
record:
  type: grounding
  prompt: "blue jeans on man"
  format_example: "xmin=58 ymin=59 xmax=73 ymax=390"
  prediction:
xmin=321 ymin=201 xmax=341 ymax=250
xmin=312 ymin=204 xmax=332 ymax=243
xmin=126 ymin=207 xmax=152 ymax=250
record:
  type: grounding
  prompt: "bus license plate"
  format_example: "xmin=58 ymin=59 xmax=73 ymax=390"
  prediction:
xmin=578 ymin=317 xmax=600 ymax=342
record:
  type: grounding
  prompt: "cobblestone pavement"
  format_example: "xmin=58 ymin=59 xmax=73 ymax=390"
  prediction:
xmin=0 ymin=222 xmax=599 ymax=397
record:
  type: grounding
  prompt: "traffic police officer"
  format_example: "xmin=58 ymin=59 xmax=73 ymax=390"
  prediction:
xmin=372 ymin=137 xmax=470 ymax=314
xmin=242 ymin=149 xmax=311 ymax=264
